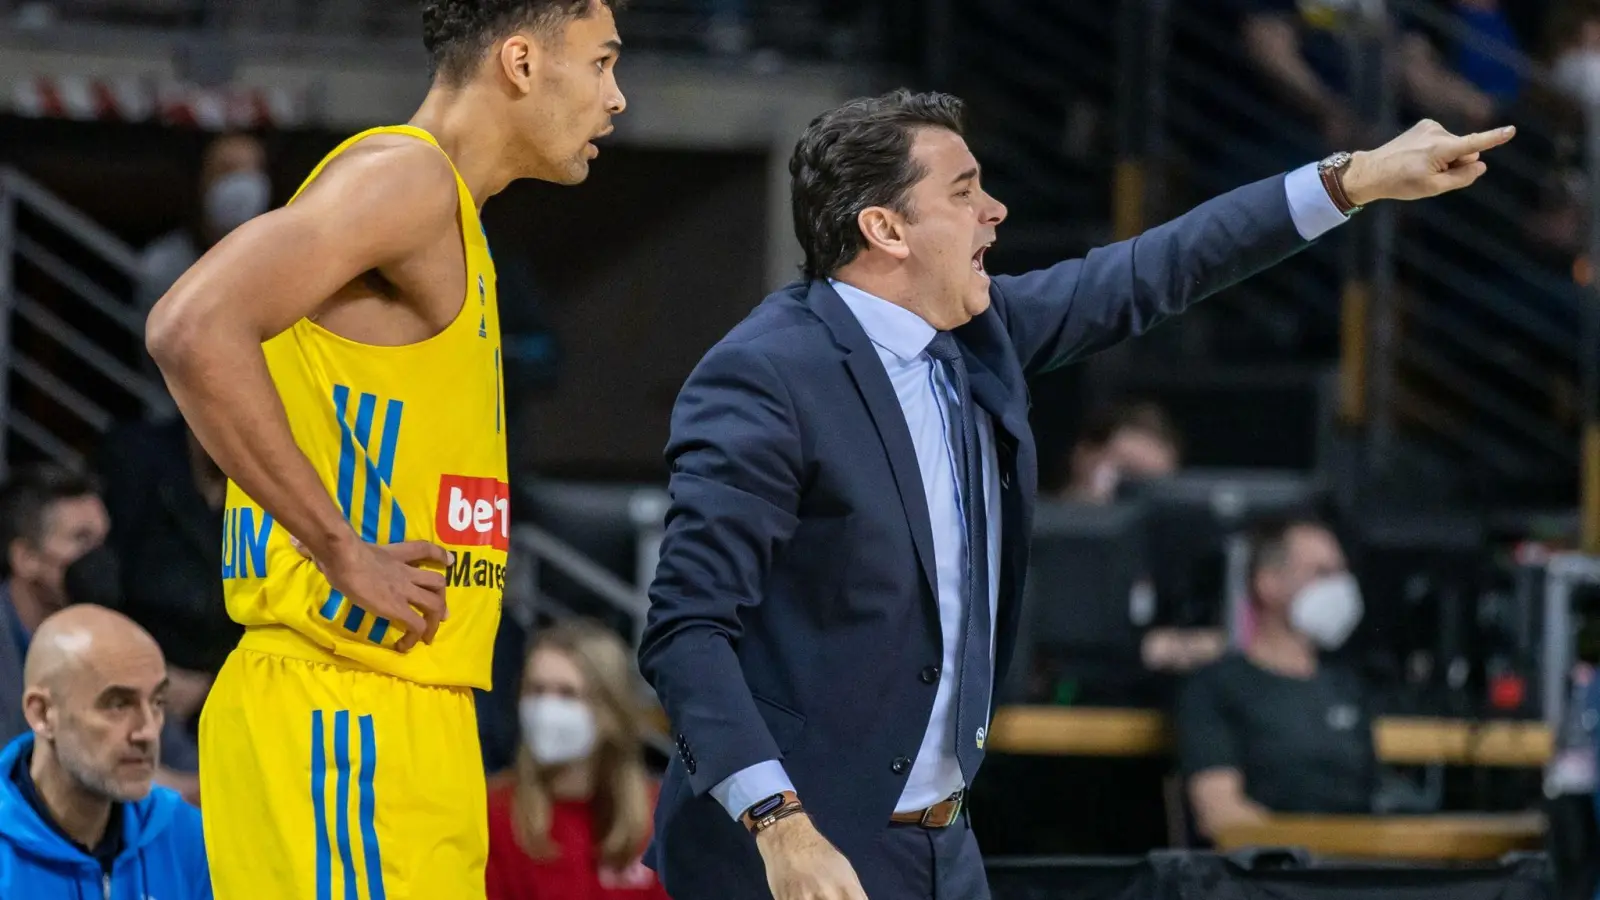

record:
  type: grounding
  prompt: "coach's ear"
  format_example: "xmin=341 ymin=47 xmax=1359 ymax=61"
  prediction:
xmin=857 ymin=205 xmax=911 ymax=263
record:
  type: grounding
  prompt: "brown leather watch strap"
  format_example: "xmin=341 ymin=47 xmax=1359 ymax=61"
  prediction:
xmin=1320 ymin=161 xmax=1359 ymax=215
xmin=741 ymin=790 xmax=804 ymax=836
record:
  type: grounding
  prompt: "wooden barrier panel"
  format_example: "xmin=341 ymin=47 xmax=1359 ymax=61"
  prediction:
xmin=983 ymin=706 xmax=1552 ymax=766
xmin=1212 ymin=813 xmax=1547 ymax=862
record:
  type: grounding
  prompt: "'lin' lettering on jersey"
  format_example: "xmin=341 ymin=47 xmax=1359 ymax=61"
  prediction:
xmin=220 ymin=507 xmax=274 ymax=580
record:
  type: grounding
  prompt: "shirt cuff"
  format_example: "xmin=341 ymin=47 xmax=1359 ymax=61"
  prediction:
xmin=708 ymin=760 xmax=797 ymax=821
xmin=1285 ymin=162 xmax=1350 ymax=241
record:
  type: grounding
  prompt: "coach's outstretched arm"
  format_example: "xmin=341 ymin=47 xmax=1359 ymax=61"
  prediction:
xmin=145 ymin=140 xmax=454 ymax=651
xmin=993 ymin=119 xmax=1516 ymax=377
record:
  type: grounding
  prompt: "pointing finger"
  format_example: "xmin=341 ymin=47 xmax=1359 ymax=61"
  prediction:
xmin=1450 ymin=126 xmax=1515 ymax=157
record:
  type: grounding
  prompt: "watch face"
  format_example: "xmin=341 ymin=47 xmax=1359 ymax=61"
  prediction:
xmin=749 ymin=794 xmax=787 ymax=819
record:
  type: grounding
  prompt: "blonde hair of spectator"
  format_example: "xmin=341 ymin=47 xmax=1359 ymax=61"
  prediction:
xmin=512 ymin=619 xmax=651 ymax=870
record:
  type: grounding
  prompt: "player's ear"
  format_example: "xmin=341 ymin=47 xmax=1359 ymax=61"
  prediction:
xmin=498 ymin=34 xmax=538 ymax=95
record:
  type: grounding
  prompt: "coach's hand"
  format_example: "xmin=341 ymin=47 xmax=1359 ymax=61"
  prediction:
xmin=293 ymin=535 xmax=452 ymax=651
xmin=1341 ymin=119 xmax=1516 ymax=207
xmin=756 ymin=814 xmax=869 ymax=900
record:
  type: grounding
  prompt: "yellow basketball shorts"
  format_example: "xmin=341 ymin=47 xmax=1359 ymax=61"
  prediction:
xmin=199 ymin=631 xmax=488 ymax=900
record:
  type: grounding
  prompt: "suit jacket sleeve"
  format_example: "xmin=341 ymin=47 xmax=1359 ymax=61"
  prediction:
xmin=638 ymin=340 xmax=804 ymax=797
xmin=992 ymin=173 xmax=1314 ymax=378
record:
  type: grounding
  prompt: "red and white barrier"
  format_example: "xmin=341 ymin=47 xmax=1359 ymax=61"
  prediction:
xmin=9 ymin=74 xmax=306 ymax=129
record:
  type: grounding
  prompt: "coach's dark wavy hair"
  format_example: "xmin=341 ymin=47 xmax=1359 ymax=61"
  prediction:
xmin=422 ymin=0 xmax=622 ymax=85
xmin=789 ymin=89 xmax=967 ymax=281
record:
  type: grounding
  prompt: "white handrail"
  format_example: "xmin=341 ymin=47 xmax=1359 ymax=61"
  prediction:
xmin=0 ymin=168 xmax=143 ymax=276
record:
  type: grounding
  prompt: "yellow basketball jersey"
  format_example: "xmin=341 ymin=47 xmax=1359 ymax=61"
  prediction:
xmin=220 ymin=125 xmax=507 ymax=690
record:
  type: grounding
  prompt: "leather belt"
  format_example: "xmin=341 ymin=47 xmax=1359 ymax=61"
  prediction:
xmin=889 ymin=791 xmax=965 ymax=829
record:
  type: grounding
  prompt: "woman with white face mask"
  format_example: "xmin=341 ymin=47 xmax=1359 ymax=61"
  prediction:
xmin=1174 ymin=517 xmax=1379 ymax=842
xmin=486 ymin=620 xmax=669 ymax=900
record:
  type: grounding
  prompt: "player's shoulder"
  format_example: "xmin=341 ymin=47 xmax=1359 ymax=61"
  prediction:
xmin=295 ymin=133 xmax=460 ymax=225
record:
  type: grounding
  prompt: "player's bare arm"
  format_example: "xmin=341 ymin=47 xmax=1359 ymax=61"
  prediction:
xmin=146 ymin=139 xmax=462 ymax=651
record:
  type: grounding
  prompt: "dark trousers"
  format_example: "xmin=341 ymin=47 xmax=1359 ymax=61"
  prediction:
xmin=857 ymin=816 xmax=991 ymax=900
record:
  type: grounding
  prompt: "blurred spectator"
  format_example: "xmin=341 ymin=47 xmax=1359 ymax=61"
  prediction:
xmin=79 ymin=417 xmax=238 ymax=806
xmin=1238 ymin=0 xmax=1495 ymax=154
xmin=1175 ymin=517 xmax=1377 ymax=840
xmin=135 ymin=133 xmax=270 ymax=321
xmin=1438 ymin=0 xmax=1524 ymax=105
xmin=0 ymin=464 xmax=108 ymax=745
xmin=87 ymin=418 xmax=234 ymax=675
xmin=486 ymin=619 xmax=667 ymax=900
xmin=1059 ymin=401 xmax=1181 ymax=504
xmin=0 ymin=605 xmax=209 ymax=898
xmin=706 ymin=0 xmax=750 ymax=56
xmin=1550 ymin=0 xmax=1600 ymax=105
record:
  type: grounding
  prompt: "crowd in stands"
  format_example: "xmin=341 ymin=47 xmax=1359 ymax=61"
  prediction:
xmin=0 ymin=453 xmax=680 ymax=896
xmin=0 ymin=392 xmax=1474 ymax=895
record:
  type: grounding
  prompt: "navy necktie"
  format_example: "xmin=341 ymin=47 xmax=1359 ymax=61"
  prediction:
xmin=925 ymin=332 xmax=992 ymax=783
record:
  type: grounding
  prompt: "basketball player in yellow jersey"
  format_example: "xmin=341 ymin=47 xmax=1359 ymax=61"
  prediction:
xmin=143 ymin=2 xmax=625 ymax=897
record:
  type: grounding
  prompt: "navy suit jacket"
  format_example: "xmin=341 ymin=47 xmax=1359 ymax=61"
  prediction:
xmin=638 ymin=173 xmax=1312 ymax=898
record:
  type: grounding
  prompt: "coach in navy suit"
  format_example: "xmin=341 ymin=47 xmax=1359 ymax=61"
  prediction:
xmin=639 ymin=90 xmax=1512 ymax=900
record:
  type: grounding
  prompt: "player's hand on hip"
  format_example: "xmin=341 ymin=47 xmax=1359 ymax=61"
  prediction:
xmin=294 ymin=535 xmax=452 ymax=651
xmin=755 ymin=814 xmax=870 ymax=900
xmin=1340 ymin=119 xmax=1516 ymax=207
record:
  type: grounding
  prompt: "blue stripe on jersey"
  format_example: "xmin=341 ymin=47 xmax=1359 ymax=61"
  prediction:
xmin=352 ymin=392 xmax=378 ymax=543
xmin=333 ymin=385 xmax=356 ymax=520
xmin=323 ymin=386 xmax=356 ymax=622
xmin=312 ymin=711 xmax=332 ymax=900
xmin=334 ymin=710 xmax=358 ymax=900
xmin=358 ymin=715 xmax=387 ymax=900
xmin=343 ymin=393 xmax=380 ymax=633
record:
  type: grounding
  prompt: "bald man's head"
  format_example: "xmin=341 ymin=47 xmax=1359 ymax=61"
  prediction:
xmin=22 ymin=605 xmax=167 ymax=803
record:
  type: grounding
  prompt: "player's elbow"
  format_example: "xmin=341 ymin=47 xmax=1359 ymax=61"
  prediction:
xmin=145 ymin=288 xmax=212 ymax=378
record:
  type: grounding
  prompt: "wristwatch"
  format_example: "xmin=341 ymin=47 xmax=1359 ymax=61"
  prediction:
xmin=1318 ymin=151 xmax=1363 ymax=217
xmin=740 ymin=790 xmax=804 ymax=836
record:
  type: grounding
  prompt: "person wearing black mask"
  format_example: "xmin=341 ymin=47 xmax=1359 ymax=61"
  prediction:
xmin=72 ymin=418 xmax=236 ymax=806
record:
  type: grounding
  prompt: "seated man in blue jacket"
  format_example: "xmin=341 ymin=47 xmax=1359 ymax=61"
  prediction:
xmin=0 ymin=604 xmax=210 ymax=898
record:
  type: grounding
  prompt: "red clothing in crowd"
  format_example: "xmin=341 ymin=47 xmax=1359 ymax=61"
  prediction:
xmin=486 ymin=784 xmax=671 ymax=900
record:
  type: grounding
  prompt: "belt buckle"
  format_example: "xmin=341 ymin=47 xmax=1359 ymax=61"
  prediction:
xmin=920 ymin=791 xmax=963 ymax=829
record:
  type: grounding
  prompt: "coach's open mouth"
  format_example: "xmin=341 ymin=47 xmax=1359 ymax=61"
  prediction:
xmin=973 ymin=242 xmax=992 ymax=275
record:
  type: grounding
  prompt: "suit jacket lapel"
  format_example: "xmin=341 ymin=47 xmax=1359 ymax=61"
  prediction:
xmin=807 ymin=282 xmax=939 ymax=599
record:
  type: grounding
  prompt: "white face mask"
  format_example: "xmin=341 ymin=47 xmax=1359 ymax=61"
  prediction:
xmin=204 ymin=170 xmax=271 ymax=236
xmin=1289 ymin=572 xmax=1364 ymax=650
xmin=1554 ymin=52 xmax=1600 ymax=107
xmin=520 ymin=695 xmax=598 ymax=765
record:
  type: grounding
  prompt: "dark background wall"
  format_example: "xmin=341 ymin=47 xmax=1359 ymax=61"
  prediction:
xmin=486 ymin=148 xmax=770 ymax=480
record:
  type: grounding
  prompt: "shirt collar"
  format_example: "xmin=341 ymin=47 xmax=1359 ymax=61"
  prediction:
xmin=828 ymin=279 xmax=937 ymax=363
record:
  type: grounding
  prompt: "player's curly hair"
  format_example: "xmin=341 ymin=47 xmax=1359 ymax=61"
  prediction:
xmin=422 ymin=0 xmax=621 ymax=85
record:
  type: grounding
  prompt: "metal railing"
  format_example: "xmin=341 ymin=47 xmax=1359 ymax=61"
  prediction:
xmin=946 ymin=0 xmax=1595 ymax=506
xmin=1175 ymin=0 xmax=1591 ymax=500
xmin=0 ymin=167 xmax=173 ymax=476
